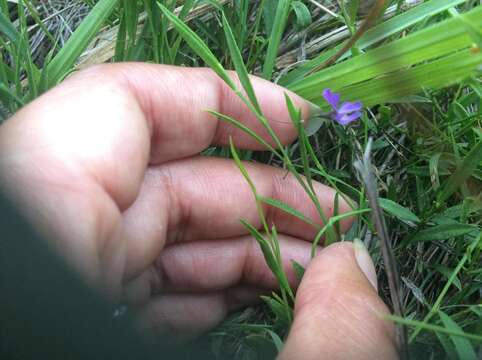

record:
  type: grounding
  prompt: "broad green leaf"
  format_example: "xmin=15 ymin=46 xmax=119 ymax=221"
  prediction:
xmin=379 ymin=198 xmax=420 ymax=225
xmin=290 ymin=7 xmax=482 ymax=107
xmin=324 ymin=49 xmax=480 ymax=108
xmin=412 ymin=223 xmax=478 ymax=243
xmin=281 ymin=0 xmax=469 ymax=85
xmin=439 ymin=311 xmax=478 ymax=360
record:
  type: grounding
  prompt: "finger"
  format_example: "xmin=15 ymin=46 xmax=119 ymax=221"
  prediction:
xmin=122 ymin=157 xmax=353 ymax=278
xmin=280 ymin=242 xmax=398 ymax=360
xmin=157 ymin=234 xmax=316 ymax=292
xmin=2 ymin=63 xmax=310 ymax=211
xmin=122 ymin=234 xmax=316 ymax=302
xmin=68 ymin=62 xmax=311 ymax=165
xmin=0 ymin=64 xmax=310 ymax=286
xmin=140 ymin=286 xmax=264 ymax=337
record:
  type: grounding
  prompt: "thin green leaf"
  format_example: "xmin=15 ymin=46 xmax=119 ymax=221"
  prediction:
xmin=438 ymin=140 xmax=482 ymax=203
xmin=291 ymin=260 xmax=305 ymax=282
xmin=412 ymin=223 xmax=478 ymax=243
xmin=434 ymin=265 xmax=462 ymax=291
xmin=221 ymin=13 xmax=262 ymax=114
xmin=266 ymin=330 xmax=284 ymax=352
xmin=262 ymin=0 xmax=291 ymax=79
xmin=291 ymin=1 xmax=311 ymax=30
xmin=0 ymin=10 xmax=19 ymax=44
xmin=410 ymin=231 xmax=482 ymax=342
xmin=208 ymin=110 xmax=279 ymax=156
xmin=47 ymin=0 xmax=119 ymax=85
xmin=157 ymin=2 xmax=236 ymax=90
xmin=260 ymin=197 xmax=318 ymax=228
xmin=387 ymin=315 xmax=482 ymax=343
xmin=379 ymin=198 xmax=420 ymax=225
xmin=0 ymin=83 xmax=24 ymax=107
xmin=439 ymin=311 xmax=478 ymax=360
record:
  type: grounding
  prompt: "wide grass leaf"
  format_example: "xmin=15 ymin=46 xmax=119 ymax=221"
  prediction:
xmin=290 ymin=7 xmax=482 ymax=107
xmin=281 ymin=0 xmax=469 ymax=85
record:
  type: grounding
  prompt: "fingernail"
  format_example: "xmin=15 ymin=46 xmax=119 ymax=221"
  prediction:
xmin=304 ymin=102 xmax=325 ymax=136
xmin=353 ymin=238 xmax=378 ymax=291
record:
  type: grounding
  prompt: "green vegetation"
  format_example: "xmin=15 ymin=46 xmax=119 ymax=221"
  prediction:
xmin=1 ymin=0 xmax=481 ymax=358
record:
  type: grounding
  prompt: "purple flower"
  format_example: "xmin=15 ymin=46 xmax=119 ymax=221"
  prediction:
xmin=322 ymin=89 xmax=362 ymax=126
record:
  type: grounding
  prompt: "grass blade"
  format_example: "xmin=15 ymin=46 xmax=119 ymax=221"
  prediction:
xmin=438 ymin=311 xmax=478 ymax=360
xmin=438 ymin=140 xmax=482 ymax=204
xmin=221 ymin=12 xmax=262 ymax=114
xmin=412 ymin=223 xmax=478 ymax=243
xmin=262 ymin=0 xmax=291 ymax=79
xmin=0 ymin=10 xmax=19 ymax=44
xmin=157 ymin=2 xmax=236 ymax=90
xmin=46 ymin=0 xmax=120 ymax=86
xmin=379 ymin=198 xmax=420 ymax=225
xmin=260 ymin=196 xmax=318 ymax=228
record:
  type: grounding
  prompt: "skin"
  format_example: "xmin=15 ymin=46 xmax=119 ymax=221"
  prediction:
xmin=0 ymin=63 xmax=397 ymax=358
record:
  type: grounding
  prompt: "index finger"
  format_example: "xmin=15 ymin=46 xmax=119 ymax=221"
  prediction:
xmin=2 ymin=63 xmax=312 ymax=211
xmin=76 ymin=63 xmax=311 ymax=164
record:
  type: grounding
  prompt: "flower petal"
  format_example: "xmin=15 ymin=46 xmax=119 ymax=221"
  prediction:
xmin=338 ymin=101 xmax=362 ymax=114
xmin=336 ymin=111 xmax=362 ymax=125
xmin=322 ymin=88 xmax=340 ymax=109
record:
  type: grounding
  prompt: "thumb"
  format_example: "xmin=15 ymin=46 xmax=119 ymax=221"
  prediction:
xmin=279 ymin=242 xmax=398 ymax=360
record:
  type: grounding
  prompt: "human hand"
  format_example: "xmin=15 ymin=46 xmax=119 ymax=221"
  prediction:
xmin=0 ymin=64 xmax=396 ymax=358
